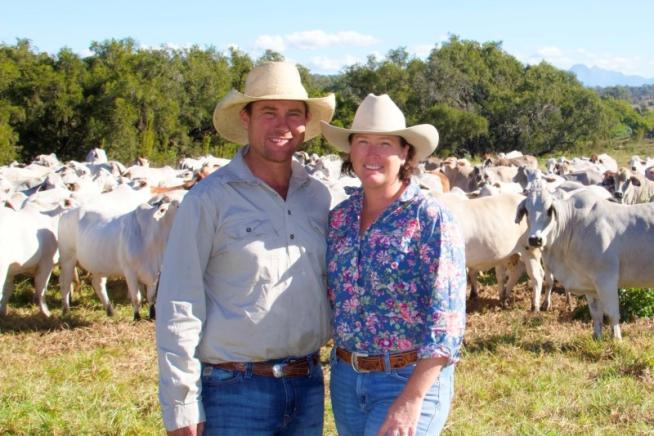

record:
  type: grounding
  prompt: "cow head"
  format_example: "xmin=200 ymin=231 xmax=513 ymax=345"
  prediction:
xmin=610 ymin=168 xmax=636 ymax=203
xmin=515 ymin=180 xmax=558 ymax=248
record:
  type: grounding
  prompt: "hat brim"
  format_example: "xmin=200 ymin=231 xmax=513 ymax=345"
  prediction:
xmin=213 ymin=90 xmax=336 ymax=145
xmin=320 ymin=121 xmax=439 ymax=163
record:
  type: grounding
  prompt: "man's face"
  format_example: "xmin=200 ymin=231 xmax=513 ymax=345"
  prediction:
xmin=240 ymin=100 xmax=310 ymax=164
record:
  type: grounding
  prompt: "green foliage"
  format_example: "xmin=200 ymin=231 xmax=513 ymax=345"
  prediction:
xmin=421 ymin=103 xmax=488 ymax=156
xmin=619 ymin=288 xmax=654 ymax=321
xmin=572 ymin=288 xmax=654 ymax=322
xmin=257 ymin=49 xmax=285 ymax=64
xmin=0 ymin=109 xmax=19 ymax=164
xmin=603 ymin=97 xmax=653 ymax=140
xmin=1 ymin=36 xmax=653 ymax=163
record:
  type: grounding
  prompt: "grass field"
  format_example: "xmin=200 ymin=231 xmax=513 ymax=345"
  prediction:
xmin=1 ymin=278 xmax=653 ymax=435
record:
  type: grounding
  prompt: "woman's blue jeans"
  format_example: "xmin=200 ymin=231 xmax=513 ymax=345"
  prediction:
xmin=329 ymin=349 xmax=455 ymax=436
xmin=201 ymin=356 xmax=324 ymax=435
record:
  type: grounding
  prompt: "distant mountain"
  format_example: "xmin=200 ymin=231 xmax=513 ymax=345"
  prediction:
xmin=570 ymin=64 xmax=654 ymax=87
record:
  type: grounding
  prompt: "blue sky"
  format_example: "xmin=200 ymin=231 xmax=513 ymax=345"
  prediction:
xmin=2 ymin=0 xmax=653 ymax=77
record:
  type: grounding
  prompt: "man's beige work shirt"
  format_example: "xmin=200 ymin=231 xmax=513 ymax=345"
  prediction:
xmin=155 ymin=146 xmax=332 ymax=431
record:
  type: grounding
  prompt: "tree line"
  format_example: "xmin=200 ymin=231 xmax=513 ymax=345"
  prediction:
xmin=1 ymin=35 xmax=653 ymax=165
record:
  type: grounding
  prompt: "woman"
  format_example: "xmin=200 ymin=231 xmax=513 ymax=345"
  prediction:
xmin=321 ymin=94 xmax=467 ymax=435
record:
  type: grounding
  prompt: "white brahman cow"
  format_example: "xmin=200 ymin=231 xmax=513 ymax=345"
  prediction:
xmin=605 ymin=168 xmax=654 ymax=204
xmin=0 ymin=204 xmax=60 ymax=317
xmin=516 ymin=179 xmax=654 ymax=339
xmin=58 ymin=196 xmax=180 ymax=320
xmin=436 ymin=192 xmax=548 ymax=309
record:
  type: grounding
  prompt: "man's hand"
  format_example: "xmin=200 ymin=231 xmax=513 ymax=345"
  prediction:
xmin=168 ymin=422 xmax=204 ymax=436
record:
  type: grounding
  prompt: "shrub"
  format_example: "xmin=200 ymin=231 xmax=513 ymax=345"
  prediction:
xmin=571 ymin=288 xmax=654 ymax=322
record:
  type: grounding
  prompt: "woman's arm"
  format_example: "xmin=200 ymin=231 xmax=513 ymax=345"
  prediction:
xmin=377 ymin=356 xmax=449 ymax=436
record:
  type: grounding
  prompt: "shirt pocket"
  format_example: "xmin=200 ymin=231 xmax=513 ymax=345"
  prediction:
xmin=216 ymin=218 xmax=279 ymax=287
xmin=223 ymin=218 xmax=276 ymax=242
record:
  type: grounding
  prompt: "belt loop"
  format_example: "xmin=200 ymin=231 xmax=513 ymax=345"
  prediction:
xmin=244 ymin=362 xmax=253 ymax=379
xmin=307 ymin=353 xmax=315 ymax=372
xmin=383 ymin=353 xmax=392 ymax=374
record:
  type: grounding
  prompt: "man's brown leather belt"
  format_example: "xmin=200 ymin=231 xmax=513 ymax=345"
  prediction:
xmin=336 ymin=347 xmax=418 ymax=373
xmin=205 ymin=354 xmax=318 ymax=378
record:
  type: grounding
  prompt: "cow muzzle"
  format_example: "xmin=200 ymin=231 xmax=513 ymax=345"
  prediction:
xmin=528 ymin=236 xmax=543 ymax=247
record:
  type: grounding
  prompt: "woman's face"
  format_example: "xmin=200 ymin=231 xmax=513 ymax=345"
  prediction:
xmin=349 ymin=134 xmax=408 ymax=190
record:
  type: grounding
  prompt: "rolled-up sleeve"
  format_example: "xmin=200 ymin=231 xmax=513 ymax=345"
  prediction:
xmin=155 ymin=192 xmax=214 ymax=431
xmin=418 ymin=207 xmax=467 ymax=363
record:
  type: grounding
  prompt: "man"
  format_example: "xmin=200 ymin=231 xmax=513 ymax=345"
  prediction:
xmin=156 ymin=61 xmax=336 ymax=435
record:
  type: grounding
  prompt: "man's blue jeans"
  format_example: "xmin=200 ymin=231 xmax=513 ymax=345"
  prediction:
xmin=201 ymin=356 xmax=324 ymax=435
xmin=329 ymin=349 xmax=456 ymax=436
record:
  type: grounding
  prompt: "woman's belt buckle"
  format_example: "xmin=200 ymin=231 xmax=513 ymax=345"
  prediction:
xmin=350 ymin=351 xmax=370 ymax=373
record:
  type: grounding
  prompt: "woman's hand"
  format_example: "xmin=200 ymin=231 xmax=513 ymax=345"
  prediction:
xmin=377 ymin=394 xmax=422 ymax=435
xmin=377 ymin=356 xmax=449 ymax=436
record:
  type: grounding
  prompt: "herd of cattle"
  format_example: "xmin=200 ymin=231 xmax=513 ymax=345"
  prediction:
xmin=2 ymin=148 xmax=654 ymax=339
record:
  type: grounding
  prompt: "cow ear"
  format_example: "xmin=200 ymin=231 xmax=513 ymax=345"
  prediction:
xmin=3 ymin=199 xmax=17 ymax=210
xmin=515 ymin=200 xmax=527 ymax=224
xmin=549 ymin=203 xmax=559 ymax=223
xmin=630 ymin=176 xmax=641 ymax=187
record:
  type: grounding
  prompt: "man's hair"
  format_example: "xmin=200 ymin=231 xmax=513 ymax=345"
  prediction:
xmin=340 ymin=135 xmax=416 ymax=182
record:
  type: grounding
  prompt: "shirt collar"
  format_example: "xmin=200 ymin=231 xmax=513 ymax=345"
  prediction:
xmin=399 ymin=178 xmax=421 ymax=202
xmin=220 ymin=145 xmax=311 ymax=188
xmin=347 ymin=177 xmax=421 ymax=205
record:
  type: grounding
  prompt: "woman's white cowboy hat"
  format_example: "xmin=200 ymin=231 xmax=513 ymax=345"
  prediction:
xmin=213 ymin=61 xmax=336 ymax=144
xmin=320 ymin=93 xmax=438 ymax=163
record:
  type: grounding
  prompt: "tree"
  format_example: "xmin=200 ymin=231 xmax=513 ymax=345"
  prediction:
xmin=421 ymin=103 xmax=488 ymax=156
xmin=257 ymin=50 xmax=284 ymax=64
xmin=603 ymin=97 xmax=652 ymax=141
xmin=228 ymin=47 xmax=253 ymax=92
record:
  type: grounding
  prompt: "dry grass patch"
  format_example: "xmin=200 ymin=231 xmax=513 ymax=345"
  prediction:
xmin=1 ymin=280 xmax=654 ymax=434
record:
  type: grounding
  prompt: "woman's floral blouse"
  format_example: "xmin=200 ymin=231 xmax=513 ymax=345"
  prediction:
xmin=327 ymin=180 xmax=467 ymax=362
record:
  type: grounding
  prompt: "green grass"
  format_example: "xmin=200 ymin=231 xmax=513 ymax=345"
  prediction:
xmin=2 ymin=280 xmax=654 ymax=435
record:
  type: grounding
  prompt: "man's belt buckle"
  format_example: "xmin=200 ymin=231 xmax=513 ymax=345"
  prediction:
xmin=350 ymin=351 xmax=370 ymax=373
xmin=272 ymin=363 xmax=286 ymax=378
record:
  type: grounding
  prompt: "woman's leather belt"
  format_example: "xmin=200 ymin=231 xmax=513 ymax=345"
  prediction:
xmin=204 ymin=354 xmax=318 ymax=378
xmin=336 ymin=347 xmax=418 ymax=373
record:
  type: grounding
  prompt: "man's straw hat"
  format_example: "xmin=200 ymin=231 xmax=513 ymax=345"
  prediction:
xmin=213 ymin=61 xmax=336 ymax=144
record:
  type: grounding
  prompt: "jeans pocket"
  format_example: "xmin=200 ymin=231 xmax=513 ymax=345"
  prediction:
xmin=389 ymin=363 xmax=416 ymax=382
xmin=202 ymin=366 xmax=241 ymax=386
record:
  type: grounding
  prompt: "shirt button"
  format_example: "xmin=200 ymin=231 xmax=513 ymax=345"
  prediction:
xmin=287 ymin=210 xmax=292 ymax=215
xmin=290 ymin=234 xmax=295 ymax=240
xmin=246 ymin=227 xmax=252 ymax=232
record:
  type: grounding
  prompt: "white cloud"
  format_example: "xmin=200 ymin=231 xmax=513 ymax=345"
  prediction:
xmin=519 ymin=45 xmax=654 ymax=77
xmin=537 ymin=46 xmax=564 ymax=58
xmin=254 ymin=35 xmax=286 ymax=52
xmin=409 ymin=36 xmax=448 ymax=60
xmin=309 ymin=55 xmax=363 ymax=73
xmin=78 ymin=48 xmax=94 ymax=58
xmin=410 ymin=44 xmax=436 ymax=59
xmin=163 ymin=42 xmax=195 ymax=51
xmin=285 ymin=30 xmax=378 ymax=50
xmin=253 ymin=30 xmax=378 ymax=53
